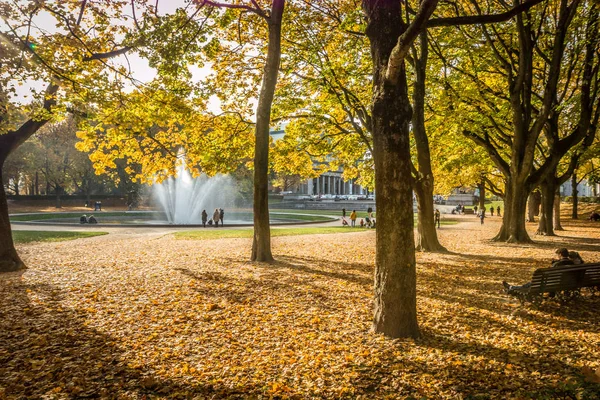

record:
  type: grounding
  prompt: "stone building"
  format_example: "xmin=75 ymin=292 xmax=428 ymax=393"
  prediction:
xmin=270 ymin=129 xmax=368 ymax=196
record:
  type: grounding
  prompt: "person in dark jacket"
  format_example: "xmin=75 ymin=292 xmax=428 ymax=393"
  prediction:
xmin=503 ymin=248 xmax=573 ymax=293
xmin=201 ymin=210 xmax=208 ymax=228
xmin=568 ymin=251 xmax=585 ymax=265
xmin=219 ymin=208 xmax=224 ymax=227
xmin=88 ymin=215 xmax=98 ymax=224
xmin=80 ymin=215 xmax=88 ymax=224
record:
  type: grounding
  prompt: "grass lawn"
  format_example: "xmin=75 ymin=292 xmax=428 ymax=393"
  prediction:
xmin=9 ymin=212 xmax=132 ymax=221
xmin=12 ymin=230 xmax=108 ymax=244
xmin=175 ymin=221 xmax=459 ymax=240
xmin=174 ymin=226 xmax=367 ymax=240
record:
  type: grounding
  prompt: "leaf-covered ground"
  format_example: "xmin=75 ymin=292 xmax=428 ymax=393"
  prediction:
xmin=1 ymin=214 xmax=600 ymax=399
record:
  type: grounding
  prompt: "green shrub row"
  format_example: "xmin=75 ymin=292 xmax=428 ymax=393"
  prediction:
xmin=562 ymin=196 xmax=600 ymax=203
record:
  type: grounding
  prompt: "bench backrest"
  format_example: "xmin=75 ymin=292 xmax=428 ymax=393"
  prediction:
xmin=529 ymin=263 xmax=600 ymax=294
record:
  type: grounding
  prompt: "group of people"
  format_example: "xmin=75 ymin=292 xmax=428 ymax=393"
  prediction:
xmin=83 ymin=201 xmax=103 ymax=211
xmin=341 ymin=208 xmax=376 ymax=228
xmin=474 ymin=205 xmax=501 ymax=225
xmin=502 ymin=247 xmax=585 ymax=294
xmin=201 ymin=208 xmax=225 ymax=227
xmin=79 ymin=215 xmax=98 ymax=224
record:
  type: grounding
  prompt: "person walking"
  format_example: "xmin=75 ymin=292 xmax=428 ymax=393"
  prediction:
xmin=480 ymin=209 xmax=485 ymax=225
xmin=350 ymin=210 xmax=357 ymax=227
xmin=201 ymin=210 xmax=208 ymax=228
xmin=213 ymin=208 xmax=220 ymax=228
xmin=490 ymin=207 xmax=494 ymax=216
xmin=434 ymin=209 xmax=441 ymax=229
xmin=342 ymin=208 xmax=346 ymax=218
xmin=366 ymin=208 xmax=374 ymax=228
xmin=219 ymin=208 xmax=224 ymax=227
xmin=497 ymin=206 xmax=501 ymax=216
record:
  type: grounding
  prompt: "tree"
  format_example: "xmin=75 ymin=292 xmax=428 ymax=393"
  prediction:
xmin=0 ymin=0 xmax=142 ymax=272
xmin=36 ymin=117 xmax=86 ymax=208
xmin=274 ymin=0 xmax=446 ymax=251
xmin=362 ymin=0 xmax=440 ymax=339
xmin=441 ymin=0 xmax=598 ymax=243
xmin=411 ymin=31 xmax=446 ymax=252
xmin=80 ymin=0 xmax=286 ymax=262
xmin=362 ymin=0 xmax=547 ymax=338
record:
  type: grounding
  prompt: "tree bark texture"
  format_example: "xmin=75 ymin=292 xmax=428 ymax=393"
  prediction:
xmin=571 ymin=172 xmax=578 ymax=219
xmin=553 ymin=193 xmax=564 ymax=230
xmin=478 ymin=181 xmax=486 ymax=211
xmin=364 ymin=0 xmax=423 ymax=339
xmin=0 ymin=161 xmax=25 ymax=272
xmin=495 ymin=178 xmax=532 ymax=243
xmin=0 ymin=83 xmax=57 ymax=272
xmin=537 ymin=179 xmax=556 ymax=235
xmin=527 ymin=190 xmax=541 ymax=222
xmin=251 ymin=0 xmax=285 ymax=262
xmin=415 ymin=182 xmax=445 ymax=252
xmin=412 ymin=31 xmax=445 ymax=252
xmin=55 ymin=187 xmax=62 ymax=209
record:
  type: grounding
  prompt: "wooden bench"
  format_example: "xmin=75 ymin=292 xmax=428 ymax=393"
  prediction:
xmin=509 ymin=263 xmax=600 ymax=305
xmin=463 ymin=209 xmax=475 ymax=215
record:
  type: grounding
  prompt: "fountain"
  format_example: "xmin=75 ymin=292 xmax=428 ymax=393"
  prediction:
xmin=8 ymin=160 xmax=337 ymax=227
xmin=152 ymin=163 xmax=237 ymax=225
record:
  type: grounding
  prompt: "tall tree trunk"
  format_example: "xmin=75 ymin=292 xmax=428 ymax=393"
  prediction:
xmin=251 ymin=0 xmax=285 ymax=262
xmin=55 ymin=186 xmax=62 ymax=209
xmin=415 ymin=182 xmax=445 ymax=252
xmin=412 ymin=31 xmax=445 ymax=252
xmin=364 ymin=0 xmax=430 ymax=339
xmin=527 ymin=190 xmax=541 ymax=222
xmin=478 ymin=181 xmax=485 ymax=210
xmin=553 ymin=192 xmax=563 ymax=230
xmin=35 ymin=171 xmax=39 ymax=195
xmin=536 ymin=179 xmax=555 ymax=235
xmin=571 ymin=172 xmax=578 ymax=219
xmin=495 ymin=178 xmax=532 ymax=243
xmin=0 ymin=162 xmax=25 ymax=272
xmin=86 ymin=178 xmax=92 ymax=207
xmin=0 ymin=83 xmax=57 ymax=273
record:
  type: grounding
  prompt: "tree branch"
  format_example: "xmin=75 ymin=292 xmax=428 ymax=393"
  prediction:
xmin=386 ymin=0 xmax=439 ymax=84
xmin=427 ymin=0 xmax=544 ymax=28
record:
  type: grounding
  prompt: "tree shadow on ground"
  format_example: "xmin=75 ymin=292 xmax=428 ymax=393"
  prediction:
xmin=0 ymin=271 xmax=265 ymax=398
xmin=272 ymin=255 xmax=372 ymax=288
xmin=534 ymin=236 xmax=600 ymax=254
xmin=175 ymin=266 xmax=345 ymax=313
xmin=444 ymin=251 xmax=541 ymax=268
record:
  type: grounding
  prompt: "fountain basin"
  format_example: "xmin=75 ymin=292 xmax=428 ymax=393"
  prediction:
xmin=9 ymin=211 xmax=335 ymax=227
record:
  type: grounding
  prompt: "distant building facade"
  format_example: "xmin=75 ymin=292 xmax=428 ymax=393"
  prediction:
xmin=560 ymin=179 xmax=599 ymax=198
xmin=270 ymin=129 xmax=368 ymax=196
